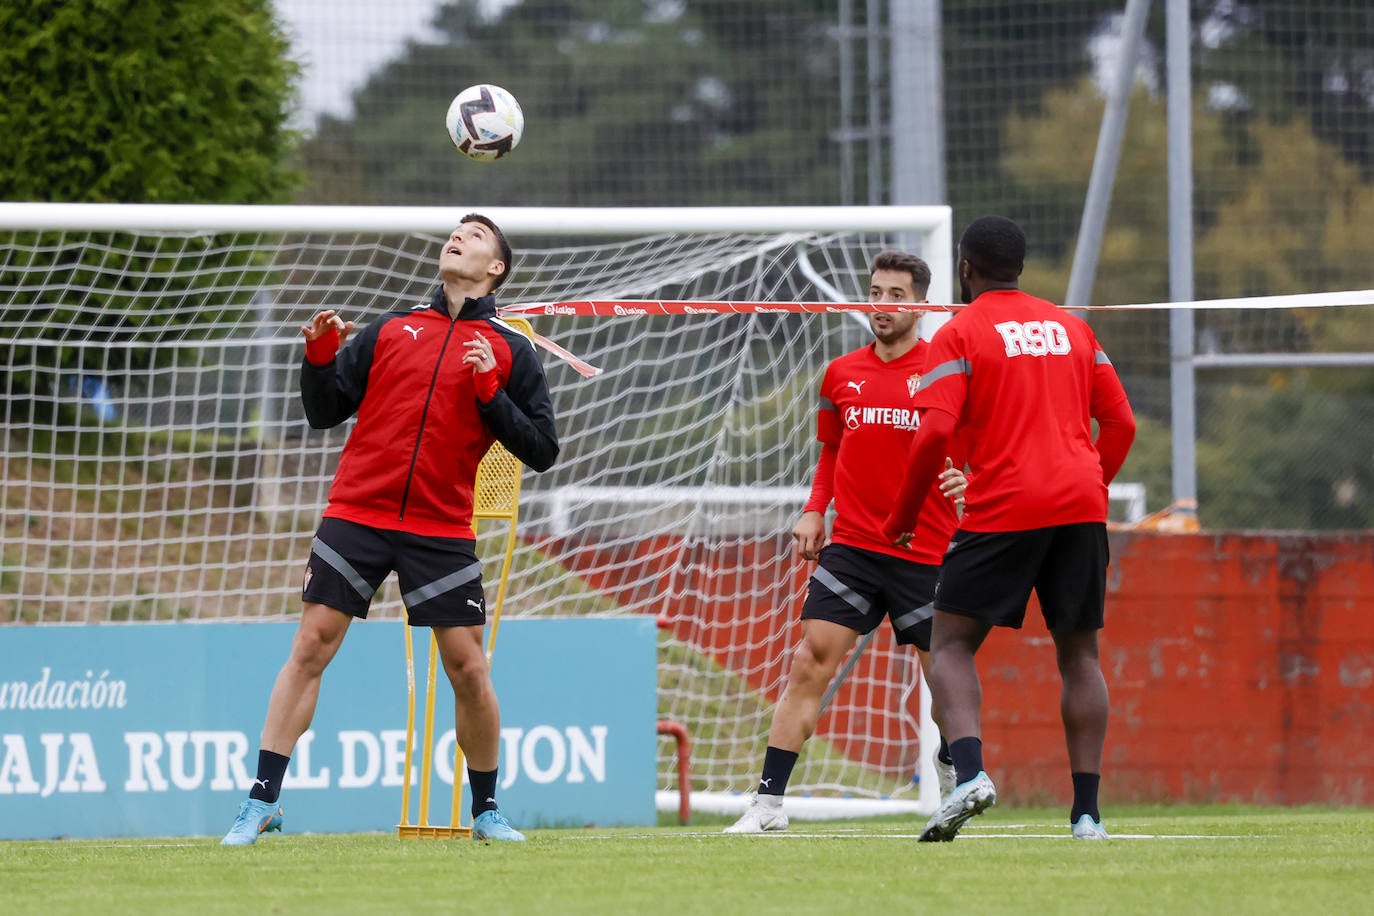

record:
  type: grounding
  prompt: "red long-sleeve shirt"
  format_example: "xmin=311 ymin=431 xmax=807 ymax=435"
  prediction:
xmin=807 ymin=340 xmax=961 ymax=565
xmin=884 ymin=289 xmax=1134 ymax=540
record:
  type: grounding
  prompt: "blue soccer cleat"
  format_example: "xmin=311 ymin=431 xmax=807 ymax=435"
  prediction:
xmin=1072 ymin=814 xmax=1110 ymax=840
xmin=472 ymin=809 xmax=526 ymax=842
xmin=919 ymin=770 xmax=997 ymax=842
xmin=221 ymin=798 xmax=284 ymax=846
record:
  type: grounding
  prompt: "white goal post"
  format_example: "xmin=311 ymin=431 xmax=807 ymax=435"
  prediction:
xmin=1 ymin=202 xmax=964 ymax=817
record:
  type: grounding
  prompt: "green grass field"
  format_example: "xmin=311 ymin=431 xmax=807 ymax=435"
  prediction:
xmin=4 ymin=806 xmax=1371 ymax=914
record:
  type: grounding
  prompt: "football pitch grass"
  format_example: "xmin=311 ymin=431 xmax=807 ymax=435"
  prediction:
xmin=4 ymin=805 xmax=1370 ymax=914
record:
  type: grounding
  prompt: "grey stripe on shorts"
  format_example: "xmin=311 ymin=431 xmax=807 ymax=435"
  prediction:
xmin=892 ymin=600 xmax=935 ymax=633
xmin=402 ymin=561 xmax=482 ymax=608
xmin=812 ymin=565 xmax=872 ymax=615
xmin=311 ymin=536 xmax=376 ymax=600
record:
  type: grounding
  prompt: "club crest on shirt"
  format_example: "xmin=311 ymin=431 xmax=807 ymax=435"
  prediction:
xmin=907 ymin=373 xmax=921 ymax=397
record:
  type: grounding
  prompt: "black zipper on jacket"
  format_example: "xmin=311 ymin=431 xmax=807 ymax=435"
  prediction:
xmin=397 ymin=316 xmax=457 ymax=520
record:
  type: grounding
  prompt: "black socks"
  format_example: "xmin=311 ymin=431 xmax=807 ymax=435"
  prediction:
xmin=1071 ymin=772 xmax=1101 ymax=823
xmin=249 ymin=750 xmax=290 ymax=803
xmin=469 ymin=768 xmax=500 ymax=819
xmin=759 ymin=747 xmax=799 ymax=796
xmin=949 ymin=736 xmax=983 ymax=786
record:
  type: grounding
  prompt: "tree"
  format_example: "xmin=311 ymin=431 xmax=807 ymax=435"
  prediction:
xmin=296 ymin=0 xmax=841 ymax=206
xmin=1200 ymin=0 xmax=1374 ymax=180
xmin=0 ymin=1 xmax=301 ymax=403
xmin=1002 ymin=76 xmax=1374 ymax=528
xmin=1002 ymin=76 xmax=1374 ymax=369
xmin=943 ymin=0 xmax=1136 ymax=235
xmin=0 ymin=1 xmax=298 ymax=203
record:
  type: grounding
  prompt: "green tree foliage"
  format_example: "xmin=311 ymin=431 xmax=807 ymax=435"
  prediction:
xmin=1003 ymin=77 xmax=1374 ymax=528
xmin=943 ymin=0 xmax=1131 ymax=231
xmin=0 ymin=1 xmax=298 ymax=203
xmin=1002 ymin=76 xmax=1374 ymax=350
xmin=0 ymin=1 xmax=300 ymax=401
xmin=1193 ymin=379 xmax=1374 ymax=530
xmin=1201 ymin=0 xmax=1374 ymax=180
xmin=297 ymin=0 xmax=841 ymax=206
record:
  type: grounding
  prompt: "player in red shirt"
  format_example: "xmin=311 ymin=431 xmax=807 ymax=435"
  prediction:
xmin=221 ymin=214 xmax=557 ymax=846
xmin=883 ymin=216 xmax=1135 ymax=842
xmin=725 ymin=250 xmax=967 ymax=833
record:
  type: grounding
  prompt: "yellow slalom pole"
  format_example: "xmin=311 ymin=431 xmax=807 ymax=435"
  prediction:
xmin=418 ymin=633 xmax=439 ymax=827
xmin=399 ymin=619 xmax=417 ymax=835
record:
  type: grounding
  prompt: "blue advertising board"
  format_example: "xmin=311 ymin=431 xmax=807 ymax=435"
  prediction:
xmin=0 ymin=617 xmax=657 ymax=840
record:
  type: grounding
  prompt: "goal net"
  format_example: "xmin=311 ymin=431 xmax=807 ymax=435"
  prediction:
xmin=0 ymin=203 xmax=957 ymax=814
xmin=8 ymin=204 xmax=1370 ymax=818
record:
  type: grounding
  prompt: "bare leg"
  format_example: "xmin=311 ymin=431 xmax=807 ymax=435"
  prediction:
xmin=433 ymin=624 xmax=500 ymax=771
xmin=915 ymin=646 xmax=942 ymax=734
xmin=260 ymin=602 xmax=352 ymax=753
xmin=926 ymin=610 xmax=992 ymax=743
xmin=1052 ymin=628 xmax=1109 ymax=772
xmin=767 ymin=619 xmax=860 ymax=752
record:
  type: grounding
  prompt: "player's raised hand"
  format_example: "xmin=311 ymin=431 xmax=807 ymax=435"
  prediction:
xmin=792 ymin=509 xmax=827 ymax=561
xmin=938 ymin=458 xmax=967 ymax=510
xmin=462 ymin=331 xmax=497 ymax=374
xmin=301 ymin=309 xmax=355 ymax=355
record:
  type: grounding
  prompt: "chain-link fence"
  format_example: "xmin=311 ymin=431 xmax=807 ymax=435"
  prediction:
xmin=273 ymin=0 xmax=1373 ymax=528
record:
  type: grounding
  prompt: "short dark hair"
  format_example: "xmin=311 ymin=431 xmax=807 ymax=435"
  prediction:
xmin=959 ymin=216 xmax=1025 ymax=283
xmin=869 ymin=249 xmax=932 ymax=297
xmin=461 ymin=212 xmax=514 ymax=292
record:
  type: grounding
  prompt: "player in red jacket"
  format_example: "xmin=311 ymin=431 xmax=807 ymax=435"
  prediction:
xmin=883 ymin=216 xmax=1135 ymax=842
xmin=222 ymin=214 xmax=558 ymax=846
xmin=725 ymin=250 xmax=967 ymax=833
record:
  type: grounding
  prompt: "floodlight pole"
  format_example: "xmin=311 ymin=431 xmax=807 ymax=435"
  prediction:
xmin=1063 ymin=0 xmax=1152 ymax=311
xmin=1166 ymin=0 xmax=1199 ymax=521
xmin=890 ymin=0 xmax=951 ymax=337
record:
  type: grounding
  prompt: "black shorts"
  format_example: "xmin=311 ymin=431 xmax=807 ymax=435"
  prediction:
xmin=934 ymin=523 xmax=1108 ymax=632
xmin=800 ymin=544 xmax=940 ymax=651
xmin=301 ymin=517 xmax=487 ymax=628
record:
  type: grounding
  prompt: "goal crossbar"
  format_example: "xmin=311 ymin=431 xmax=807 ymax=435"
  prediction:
xmin=0 ymin=202 xmax=952 ymax=235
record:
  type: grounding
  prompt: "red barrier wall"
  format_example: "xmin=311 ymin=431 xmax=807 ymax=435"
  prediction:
xmin=541 ymin=532 xmax=922 ymax=775
xmin=541 ymin=530 xmax=1374 ymax=805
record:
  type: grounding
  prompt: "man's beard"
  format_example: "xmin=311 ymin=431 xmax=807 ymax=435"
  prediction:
xmin=960 ymin=278 xmax=973 ymax=304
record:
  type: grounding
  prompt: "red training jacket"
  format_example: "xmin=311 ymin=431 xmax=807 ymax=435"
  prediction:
xmin=300 ymin=288 xmax=559 ymax=539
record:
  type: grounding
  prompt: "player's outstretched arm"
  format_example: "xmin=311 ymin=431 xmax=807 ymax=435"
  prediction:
xmin=299 ymin=309 xmax=363 ymax=429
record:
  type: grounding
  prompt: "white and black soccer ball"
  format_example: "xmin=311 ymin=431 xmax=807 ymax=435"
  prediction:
xmin=445 ymin=84 xmax=524 ymax=162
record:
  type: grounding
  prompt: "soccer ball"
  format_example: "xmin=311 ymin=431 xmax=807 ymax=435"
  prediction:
xmin=445 ymin=84 xmax=524 ymax=162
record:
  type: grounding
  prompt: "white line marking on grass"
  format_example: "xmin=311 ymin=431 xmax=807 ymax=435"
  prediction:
xmin=26 ymin=842 xmax=206 ymax=849
xmin=563 ymin=831 xmax=1252 ymax=841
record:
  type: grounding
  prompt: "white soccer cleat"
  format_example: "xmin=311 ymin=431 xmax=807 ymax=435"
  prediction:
xmin=918 ymin=770 xmax=996 ymax=842
xmin=934 ymin=751 xmax=958 ymax=800
xmin=723 ymin=795 xmax=789 ymax=834
xmin=1072 ymin=814 xmax=1109 ymax=840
